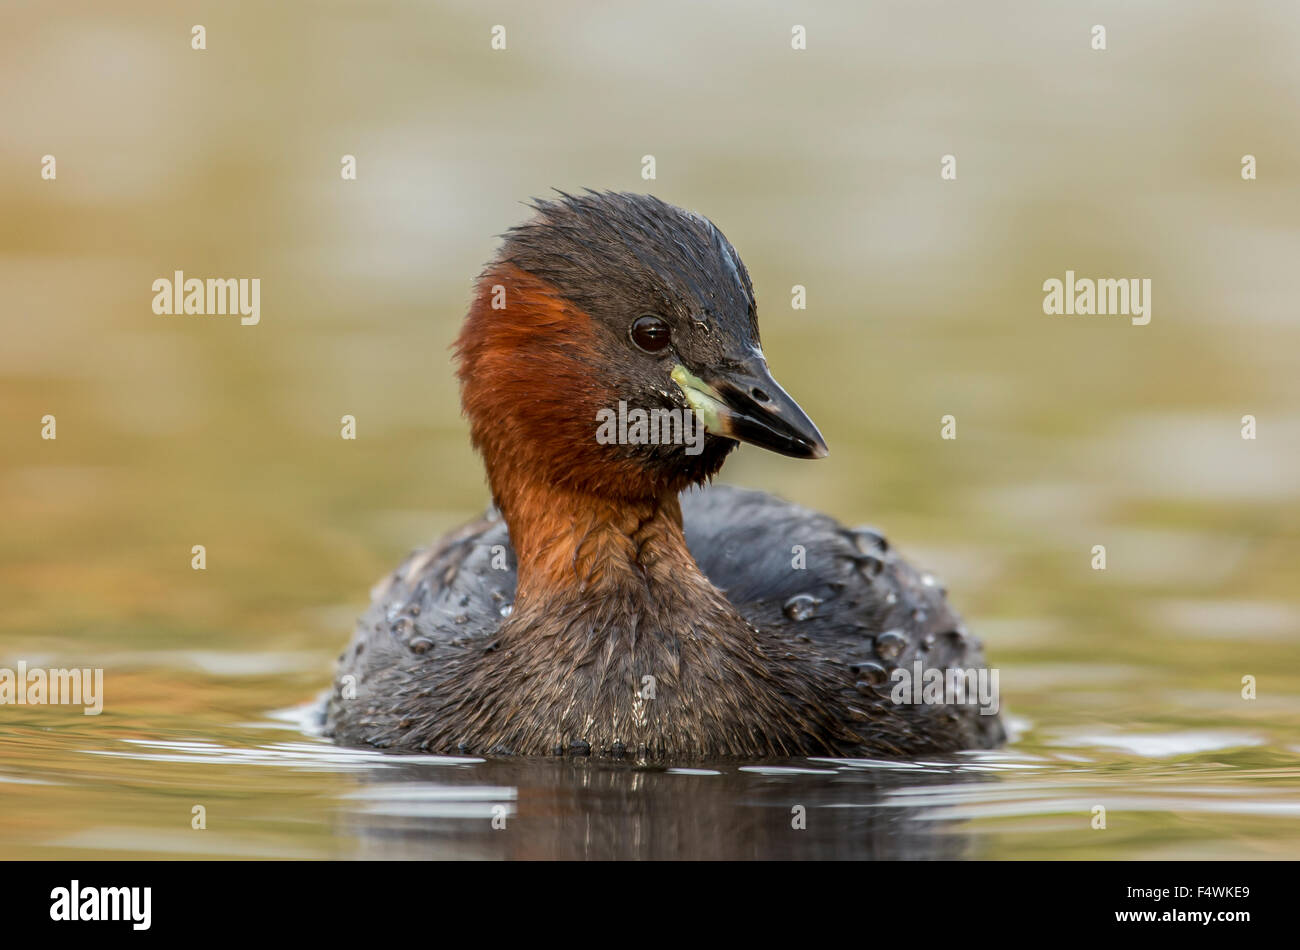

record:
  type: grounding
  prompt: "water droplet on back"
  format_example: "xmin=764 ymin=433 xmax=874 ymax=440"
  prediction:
xmin=855 ymin=662 xmax=888 ymax=689
xmin=875 ymin=629 xmax=907 ymax=659
xmin=853 ymin=527 xmax=889 ymax=553
xmin=783 ymin=593 xmax=821 ymax=621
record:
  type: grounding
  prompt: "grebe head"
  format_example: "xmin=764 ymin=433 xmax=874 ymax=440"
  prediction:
xmin=455 ymin=191 xmax=827 ymax=510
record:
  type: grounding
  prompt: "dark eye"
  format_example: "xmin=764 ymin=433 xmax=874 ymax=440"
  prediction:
xmin=630 ymin=314 xmax=672 ymax=353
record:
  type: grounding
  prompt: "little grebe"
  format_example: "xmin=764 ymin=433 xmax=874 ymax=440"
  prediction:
xmin=326 ymin=191 xmax=1004 ymax=759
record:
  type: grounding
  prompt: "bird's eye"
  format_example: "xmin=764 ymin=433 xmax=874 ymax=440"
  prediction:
xmin=630 ymin=314 xmax=672 ymax=353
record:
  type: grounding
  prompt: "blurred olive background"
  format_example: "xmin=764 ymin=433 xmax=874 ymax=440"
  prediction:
xmin=1 ymin=0 xmax=1297 ymax=859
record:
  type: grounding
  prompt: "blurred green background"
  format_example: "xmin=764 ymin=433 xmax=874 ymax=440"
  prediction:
xmin=1 ymin=0 xmax=1297 ymax=858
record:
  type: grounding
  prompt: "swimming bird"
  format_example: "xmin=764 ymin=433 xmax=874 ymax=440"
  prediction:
xmin=326 ymin=191 xmax=1004 ymax=759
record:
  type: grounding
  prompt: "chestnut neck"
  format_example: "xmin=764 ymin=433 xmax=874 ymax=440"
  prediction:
xmin=500 ymin=480 xmax=700 ymax=606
